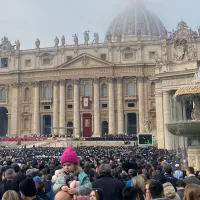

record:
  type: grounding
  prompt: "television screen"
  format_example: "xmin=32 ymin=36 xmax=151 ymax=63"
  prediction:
xmin=138 ymin=134 xmax=153 ymax=145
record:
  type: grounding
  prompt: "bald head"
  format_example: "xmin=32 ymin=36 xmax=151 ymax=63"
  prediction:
xmin=55 ymin=191 xmax=72 ymax=200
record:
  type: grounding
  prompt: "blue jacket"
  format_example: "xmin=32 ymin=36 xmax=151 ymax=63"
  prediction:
xmin=164 ymin=173 xmax=178 ymax=188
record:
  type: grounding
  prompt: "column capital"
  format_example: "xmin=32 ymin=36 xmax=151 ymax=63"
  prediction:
xmin=52 ymin=80 xmax=59 ymax=86
xmin=60 ymin=79 xmax=66 ymax=85
xmin=11 ymin=82 xmax=20 ymax=88
xmin=116 ymin=77 xmax=123 ymax=83
xmin=107 ymin=77 xmax=115 ymax=83
xmin=137 ymin=76 xmax=144 ymax=82
xmin=73 ymin=79 xmax=79 ymax=85
xmin=31 ymin=81 xmax=40 ymax=87
xmin=93 ymin=78 xmax=99 ymax=84
xmin=163 ymin=90 xmax=170 ymax=95
xmin=137 ymin=76 xmax=148 ymax=82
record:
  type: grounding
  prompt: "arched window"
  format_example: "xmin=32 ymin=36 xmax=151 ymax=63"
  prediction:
xmin=102 ymin=84 xmax=107 ymax=97
xmin=24 ymin=88 xmax=30 ymax=101
xmin=67 ymin=122 xmax=73 ymax=127
xmin=84 ymin=84 xmax=91 ymax=96
xmin=43 ymin=86 xmax=51 ymax=98
xmin=0 ymin=88 xmax=6 ymax=101
xmin=67 ymin=85 xmax=73 ymax=99
xmin=128 ymin=82 xmax=134 ymax=96
xmin=151 ymin=82 xmax=155 ymax=95
xmin=24 ymin=117 xmax=29 ymax=130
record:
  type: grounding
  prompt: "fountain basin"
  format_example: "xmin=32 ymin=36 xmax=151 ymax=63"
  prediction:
xmin=166 ymin=121 xmax=200 ymax=136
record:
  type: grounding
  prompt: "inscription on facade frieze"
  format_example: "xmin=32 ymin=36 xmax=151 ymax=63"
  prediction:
xmin=162 ymin=78 xmax=193 ymax=86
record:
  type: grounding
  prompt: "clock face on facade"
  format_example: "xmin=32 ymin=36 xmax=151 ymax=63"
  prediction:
xmin=2 ymin=45 xmax=8 ymax=51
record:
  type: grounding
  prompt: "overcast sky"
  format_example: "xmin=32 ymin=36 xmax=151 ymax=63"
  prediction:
xmin=0 ymin=0 xmax=198 ymax=49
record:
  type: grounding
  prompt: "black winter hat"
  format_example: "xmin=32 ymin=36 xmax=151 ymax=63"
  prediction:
xmin=19 ymin=177 xmax=36 ymax=197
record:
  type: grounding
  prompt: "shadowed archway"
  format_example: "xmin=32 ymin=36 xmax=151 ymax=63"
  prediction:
xmin=0 ymin=107 xmax=8 ymax=136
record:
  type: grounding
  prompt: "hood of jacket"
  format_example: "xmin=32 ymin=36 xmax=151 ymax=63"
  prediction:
xmin=163 ymin=182 xmax=180 ymax=200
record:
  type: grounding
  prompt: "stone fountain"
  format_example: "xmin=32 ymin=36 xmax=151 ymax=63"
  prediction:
xmin=166 ymin=68 xmax=200 ymax=170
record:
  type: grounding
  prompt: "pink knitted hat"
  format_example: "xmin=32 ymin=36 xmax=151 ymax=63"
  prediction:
xmin=60 ymin=146 xmax=79 ymax=165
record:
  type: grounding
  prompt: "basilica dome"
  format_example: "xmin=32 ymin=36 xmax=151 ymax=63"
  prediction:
xmin=105 ymin=1 xmax=165 ymax=42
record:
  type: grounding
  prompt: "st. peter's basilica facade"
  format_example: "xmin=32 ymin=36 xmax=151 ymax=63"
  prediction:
xmin=0 ymin=1 xmax=199 ymax=149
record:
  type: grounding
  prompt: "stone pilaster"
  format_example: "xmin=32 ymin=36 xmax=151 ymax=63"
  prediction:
xmin=163 ymin=91 xmax=172 ymax=149
xmin=59 ymin=80 xmax=66 ymax=135
xmin=138 ymin=77 xmax=145 ymax=132
xmin=108 ymin=77 xmax=115 ymax=134
xmin=155 ymin=92 xmax=165 ymax=149
xmin=93 ymin=78 xmax=100 ymax=136
xmin=73 ymin=79 xmax=80 ymax=138
xmin=144 ymin=78 xmax=149 ymax=119
xmin=33 ymin=81 xmax=40 ymax=134
xmin=53 ymin=80 xmax=59 ymax=135
xmin=117 ymin=77 xmax=124 ymax=134
xmin=10 ymin=83 xmax=19 ymax=136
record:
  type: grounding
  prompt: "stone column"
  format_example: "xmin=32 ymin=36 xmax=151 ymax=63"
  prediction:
xmin=138 ymin=77 xmax=145 ymax=132
xmin=53 ymin=81 xmax=59 ymax=136
xmin=144 ymin=78 xmax=149 ymax=119
xmin=108 ymin=77 xmax=115 ymax=134
xmin=10 ymin=83 xmax=19 ymax=136
xmin=33 ymin=82 xmax=40 ymax=134
xmin=73 ymin=79 xmax=80 ymax=138
xmin=117 ymin=77 xmax=124 ymax=134
xmin=59 ymin=80 xmax=66 ymax=135
xmin=163 ymin=91 xmax=172 ymax=149
xmin=155 ymin=92 xmax=165 ymax=148
xmin=93 ymin=78 xmax=100 ymax=136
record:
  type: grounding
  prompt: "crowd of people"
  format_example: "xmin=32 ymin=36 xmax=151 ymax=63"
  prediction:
xmin=82 ymin=134 xmax=138 ymax=141
xmin=0 ymin=146 xmax=199 ymax=200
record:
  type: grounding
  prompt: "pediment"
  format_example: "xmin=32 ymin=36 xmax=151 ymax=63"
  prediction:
xmin=57 ymin=53 xmax=113 ymax=69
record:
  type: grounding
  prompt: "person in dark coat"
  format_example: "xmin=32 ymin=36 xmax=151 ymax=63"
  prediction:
xmin=184 ymin=167 xmax=200 ymax=185
xmin=92 ymin=164 xmax=124 ymax=200
xmin=0 ymin=168 xmax=18 ymax=199
xmin=36 ymin=181 xmax=50 ymax=200
xmin=176 ymin=180 xmax=186 ymax=200
xmin=164 ymin=165 xmax=178 ymax=189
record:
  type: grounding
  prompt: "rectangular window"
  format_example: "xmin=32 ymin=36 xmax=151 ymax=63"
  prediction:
xmin=102 ymin=104 xmax=107 ymax=108
xmin=25 ymin=59 xmax=31 ymax=67
xmin=0 ymin=58 xmax=8 ymax=68
xmin=43 ymin=58 xmax=50 ymax=65
xmin=44 ymin=106 xmax=50 ymax=110
xmin=67 ymin=56 xmax=73 ymax=62
xmin=128 ymin=103 xmax=135 ymax=107
xmin=100 ymin=54 xmax=107 ymax=61
xmin=68 ymin=104 xmax=73 ymax=109
xmin=124 ymin=53 xmax=133 ymax=60
xmin=149 ymin=52 xmax=156 ymax=60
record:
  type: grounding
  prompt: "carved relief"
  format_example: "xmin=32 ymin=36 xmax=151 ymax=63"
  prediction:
xmin=82 ymin=55 xmax=89 ymax=66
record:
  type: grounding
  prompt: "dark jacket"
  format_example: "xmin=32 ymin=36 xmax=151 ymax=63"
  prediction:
xmin=36 ymin=191 xmax=50 ymax=200
xmin=0 ymin=180 xmax=19 ymax=199
xmin=92 ymin=175 xmax=124 ymax=200
xmin=183 ymin=175 xmax=200 ymax=185
xmin=177 ymin=189 xmax=184 ymax=200
xmin=164 ymin=173 xmax=178 ymax=188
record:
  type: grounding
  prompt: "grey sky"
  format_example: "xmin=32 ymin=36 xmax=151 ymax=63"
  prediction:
xmin=0 ymin=0 xmax=198 ymax=49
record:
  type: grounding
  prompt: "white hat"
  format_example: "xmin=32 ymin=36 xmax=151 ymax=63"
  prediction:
xmin=175 ymin=164 xmax=179 ymax=168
